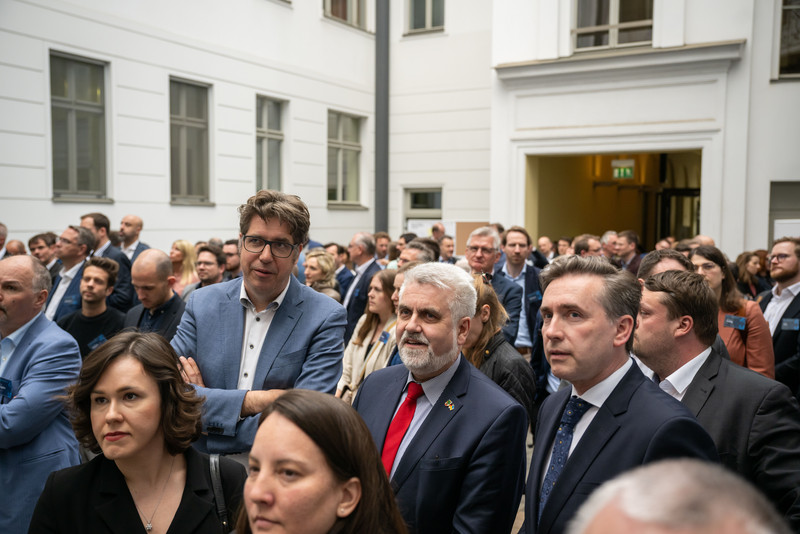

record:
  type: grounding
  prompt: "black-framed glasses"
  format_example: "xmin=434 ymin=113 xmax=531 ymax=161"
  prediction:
xmin=467 ymin=246 xmax=496 ymax=255
xmin=242 ymin=235 xmax=297 ymax=258
xmin=768 ymin=253 xmax=791 ymax=263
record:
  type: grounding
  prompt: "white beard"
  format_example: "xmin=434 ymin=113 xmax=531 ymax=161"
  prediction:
xmin=398 ymin=329 xmax=460 ymax=377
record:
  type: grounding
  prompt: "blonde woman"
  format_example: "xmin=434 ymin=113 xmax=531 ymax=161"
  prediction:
xmin=169 ymin=240 xmax=198 ymax=297
xmin=304 ymin=248 xmax=341 ymax=303
xmin=336 ymin=269 xmax=397 ymax=403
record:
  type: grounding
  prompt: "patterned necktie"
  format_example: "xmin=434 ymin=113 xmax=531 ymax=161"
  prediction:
xmin=381 ymin=382 xmax=425 ymax=475
xmin=538 ymin=396 xmax=590 ymax=522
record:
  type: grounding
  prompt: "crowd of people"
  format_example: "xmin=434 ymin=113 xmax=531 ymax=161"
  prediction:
xmin=1 ymin=191 xmax=799 ymax=534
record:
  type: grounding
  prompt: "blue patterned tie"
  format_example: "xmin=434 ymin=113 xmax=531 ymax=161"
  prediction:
xmin=538 ymin=396 xmax=590 ymax=523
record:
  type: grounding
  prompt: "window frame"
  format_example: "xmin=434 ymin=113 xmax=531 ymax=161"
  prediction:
xmin=169 ymin=78 xmax=211 ymax=205
xmin=407 ymin=0 xmax=444 ymax=34
xmin=327 ymin=110 xmax=362 ymax=206
xmin=49 ymin=51 xmax=108 ymax=200
xmin=572 ymin=0 xmax=653 ymax=52
xmin=774 ymin=0 xmax=800 ymax=79
xmin=323 ymin=0 xmax=366 ymax=29
xmin=255 ymin=95 xmax=285 ymax=192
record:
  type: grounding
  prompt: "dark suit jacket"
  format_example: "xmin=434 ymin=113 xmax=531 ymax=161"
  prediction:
xmin=490 ymin=271 xmax=523 ymax=345
xmin=354 ymin=357 xmax=528 ymax=534
xmin=682 ymin=347 xmax=800 ymax=530
xmin=99 ymin=245 xmax=134 ymax=312
xmin=47 ymin=259 xmax=62 ymax=284
xmin=336 ymin=267 xmax=355 ymax=297
xmin=759 ymin=292 xmax=800 ymax=395
xmin=344 ymin=259 xmax=381 ymax=342
xmin=28 ymin=447 xmax=246 ymax=534
xmin=46 ymin=263 xmax=85 ymax=322
xmin=494 ymin=265 xmax=543 ymax=349
xmin=524 ymin=363 xmax=718 ymax=534
xmin=127 ymin=241 xmax=150 ymax=264
xmin=123 ymin=293 xmax=185 ymax=341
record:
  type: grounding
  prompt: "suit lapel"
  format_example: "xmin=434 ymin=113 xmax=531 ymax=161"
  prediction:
xmin=169 ymin=449 xmax=216 ymax=534
xmin=219 ymin=282 xmax=245 ymax=389
xmin=252 ymin=277 xmax=303 ymax=390
xmin=391 ymin=358 xmax=469 ymax=490
xmin=682 ymin=349 xmax=722 ymax=416
xmin=95 ymin=458 xmax=147 ymax=534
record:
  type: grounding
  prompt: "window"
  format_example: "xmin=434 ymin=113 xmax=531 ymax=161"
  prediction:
xmin=404 ymin=188 xmax=442 ymax=229
xmin=409 ymin=0 xmax=444 ymax=32
xmin=170 ymin=79 xmax=209 ymax=203
xmin=256 ymin=96 xmax=283 ymax=191
xmin=323 ymin=0 xmax=365 ymax=28
xmin=50 ymin=53 xmax=106 ymax=198
xmin=780 ymin=0 xmax=800 ymax=77
xmin=327 ymin=111 xmax=361 ymax=204
xmin=573 ymin=0 xmax=653 ymax=51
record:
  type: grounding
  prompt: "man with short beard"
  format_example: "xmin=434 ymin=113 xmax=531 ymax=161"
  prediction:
xmin=353 ymin=262 xmax=528 ymax=534
xmin=760 ymin=237 xmax=800 ymax=396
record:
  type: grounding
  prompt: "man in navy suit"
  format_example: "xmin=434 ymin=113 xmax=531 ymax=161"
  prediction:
xmin=81 ymin=212 xmax=134 ymax=312
xmin=466 ymin=226 xmax=522 ymax=344
xmin=342 ymin=232 xmax=381 ymax=342
xmin=354 ymin=262 xmax=528 ymax=534
xmin=0 ymin=255 xmax=81 ymax=533
xmin=173 ymin=190 xmax=346 ymax=457
xmin=760 ymin=237 xmax=800 ymax=397
xmin=325 ymin=242 xmax=354 ymax=296
xmin=45 ymin=225 xmax=95 ymax=322
xmin=118 ymin=214 xmax=150 ymax=263
xmin=523 ymin=256 xmax=717 ymax=534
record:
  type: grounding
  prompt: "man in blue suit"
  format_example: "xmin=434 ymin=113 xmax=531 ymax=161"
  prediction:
xmin=173 ymin=190 xmax=346 ymax=457
xmin=45 ymin=225 xmax=95 ymax=322
xmin=342 ymin=232 xmax=381 ymax=342
xmin=523 ymin=256 xmax=718 ymax=534
xmin=326 ymin=242 xmax=355 ymax=296
xmin=354 ymin=262 xmax=528 ymax=534
xmin=0 ymin=255 xmax=81 ymax=533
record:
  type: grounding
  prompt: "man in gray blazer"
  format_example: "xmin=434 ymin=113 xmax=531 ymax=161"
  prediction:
xmin=635 ymin=270 xmax=800 ymax=531
xmin=172 ymin=190 xmax=346 ymax=456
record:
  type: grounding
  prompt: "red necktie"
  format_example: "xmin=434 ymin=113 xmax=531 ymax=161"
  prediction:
xmin=381 ymin=382 xmax=425 ymax=475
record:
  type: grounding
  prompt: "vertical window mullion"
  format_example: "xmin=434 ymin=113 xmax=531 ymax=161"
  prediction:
xmin=67 ymin=107 xmax=77 ymax=193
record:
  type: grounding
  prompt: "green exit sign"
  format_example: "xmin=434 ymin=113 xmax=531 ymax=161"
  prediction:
xmin=612 ymin=159 xmax=635 ymax=180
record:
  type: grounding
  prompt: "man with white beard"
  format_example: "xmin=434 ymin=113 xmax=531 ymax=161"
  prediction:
xmin=353 ymin=262 xmax=528 ymax=534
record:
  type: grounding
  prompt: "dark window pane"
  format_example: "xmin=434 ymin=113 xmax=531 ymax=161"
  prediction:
xmin=328 ymin=111 xmax=339 ymax=140
xmin=577 ymin=31 xmax=609 ymax=48
xmin=74 ymin=61 xmax=103 ymax=104
xmin=268 ymin=139 xmax=281 ymax=191
xmin=75 ymin=111 xmax=104 ymax=192
xmin=256 ymin=97 xmax=264 ymax=128
xmin=432 ymin=0 xmax=444 ymax=28
xmin=50 ymin=56 xmax=69 ymax=99
xmin=328 ymin=147 xmax=339 ymax=201
xmin=576 ymin=0 xmax=609 ymax=28
xmin=184 ymin=84 xmax=207 ymax=120
xmin=619 ymin=0 xmax=652 ymax=23
xmin=170 ymin=81 xmax=180 ymax=116
xmin=343 ymin=115 xmax=359 ymax=143
xmin=170 ymin=124 xmax=181 ymax=195
xmin=618 ymin=27 xmax=652 ymax=44
xmin=410 ymin=191 xmax=441 ymax=209
xmin=51 ymin=107 xmax=69 ymax=191
xmin=412 ymin=0 xmax=426 ymax=29
xmin=256 ymin=137 xmax=265 ymax=188
xmin=185 ymin=126 xmax=207 ymax=197
xmin=781 ymin=8 xmax=800 ymax=74
xmin=343 ymin=149 xmax=359 ymax=201
xmin=330 ymin=0 xmax=347 ymax=20
xmin=267 ymin=100 xmax=281 ymax=130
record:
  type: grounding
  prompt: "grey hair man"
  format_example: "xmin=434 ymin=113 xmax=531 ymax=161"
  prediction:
xmin=353 ymin=262 xmax=528 ymax=534
xmin=566 ymin=459 xmax=792 ymax=534
xmin=342 ymin=231 xmax=380 ymax=341
xmin=45 ymin=225 xmax=96 ymax=322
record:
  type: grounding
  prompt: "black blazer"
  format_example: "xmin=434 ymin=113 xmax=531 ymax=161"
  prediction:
xmin=682 ymin=346 xmax=800 ymax=530
xmin=28 ymin=447 xmax=246 ymax=534
xmin=123 ymin=293 xmax=186 ymax=342
xmin=759 ymin=291 xmax=800 ymax=395
xmin=99 ymin=245 xmax=134 ymax=313
xmin=344 ymin=260 xmax=381 ymax=342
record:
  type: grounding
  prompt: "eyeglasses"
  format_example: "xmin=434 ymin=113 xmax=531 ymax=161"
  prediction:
xmin=467 ymin=246 xmax=496 ymax=255
xmin=57 ymin=237 xmax=74 ymax=245
xmin=768 ymin=254 xmax=792 ymax=263
xmin=242 ymin=236 xmax=297 ymax=258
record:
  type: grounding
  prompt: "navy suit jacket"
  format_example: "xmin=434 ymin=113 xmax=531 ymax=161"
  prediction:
xmin=344 ymin=260 xmax=381 ymax=342
xmin=171 ymin=276 xmax=346 ymax=454
xmin=683 ymin=346 xmax=800 ymax=530
xmin=760 ymin=292 xmax=800 ymax=395
xmin=99 ymin=245 xmax=134 ymax=312
xmin=123 ymin=293 xmax=186 ymax=342
xmin=46 ymin=262 xmax=85 ymax=322
xmin=524 ymin=362 xmax=718 ymax=534
xmin=490 ymin=271 xmax=523 ymax=345
xmin=336 ymin=267 xmax=355 ymax=297
xmin=126 ymin=241 xmax=150 ymax=264
xmin=0 ymin=313 xmax=81 ymax=533
xmin=354 ymin=357 xmax=528 ymax=534
xmin=495 ymin=264 xmax=543 ymax=347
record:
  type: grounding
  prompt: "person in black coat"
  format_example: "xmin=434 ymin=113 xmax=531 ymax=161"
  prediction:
xmin=462 ymin=275 xmax=537 ymax=428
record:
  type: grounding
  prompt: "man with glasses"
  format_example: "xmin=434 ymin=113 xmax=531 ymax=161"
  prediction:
xmin=760 ymin=237 xmax=800 ymax=397
xmin=45 ymin=225 xmax=95 ymax=322
xmin=181 ymin=244 xmax=225 ymax=301
xmin=465 ymin=226 xmax=522 ymax=344
xmin=171 ymin=190 xmax=347 ymax=458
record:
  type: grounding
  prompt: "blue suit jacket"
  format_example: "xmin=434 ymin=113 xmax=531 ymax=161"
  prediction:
xmin=490 ymin=271 xmax=523 ymax=345
xmin=336 ymin=267 xmax=355 ymax=298
xmin=0 ymin=313 xmax=81 ymax=533
xmin=344 ymin=260 xmax=381 ymax=342
xmin=129 ymin=241 xmax=150 ymax=263
xmin=354 ymin=357 xmax=528 ymax=534
xmin=494 ymin=264 xmax=543 ymax=347
xmin=46 ymin=262 xmax=85 ymax=322
xmin=99 ymin=245 xmax=134 ymax=312
xmin=524 ymin=362 xmax=719 ymax=534
xmin=171 ymin=276 xmax=347 ymax=454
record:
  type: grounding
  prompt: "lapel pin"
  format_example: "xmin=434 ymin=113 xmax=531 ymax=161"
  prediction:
xmin=445 ymin=399 xmax=454 ymax=411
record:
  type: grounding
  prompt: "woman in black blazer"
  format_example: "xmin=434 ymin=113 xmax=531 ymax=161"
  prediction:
xmin=28 ymin=332 xmax=246 ymax=534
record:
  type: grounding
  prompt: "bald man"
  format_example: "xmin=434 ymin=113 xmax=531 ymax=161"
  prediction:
xmin=118 ymin=214 xmax=150 ymax=262
xmin=123 ymin=249 xmax=185 ymax=341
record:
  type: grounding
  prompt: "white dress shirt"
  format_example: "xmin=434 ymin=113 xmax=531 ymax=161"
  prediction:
xmin=763 ymin=280 xmax=800 ymax=335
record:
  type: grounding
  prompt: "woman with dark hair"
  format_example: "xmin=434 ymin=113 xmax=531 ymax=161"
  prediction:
xmin=28 ymin=332 xmax=246 ymax=534
xmin=336 ymin=269 xmax=397 ymax=403
xmin=304 ymin=248 xmax=341 ymax=303
xmin=736 ymin=251 xmax=771 ymax=299
xmin=690 ymin=246 xmax=775 ymax=379
xmin=237 ymin=389 xmax=408 ymax=534
xmin=462 ymin=275 xmax=537 ymax=428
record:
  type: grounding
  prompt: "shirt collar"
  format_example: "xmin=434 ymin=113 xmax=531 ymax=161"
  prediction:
xmin=124 ymin=240 xmax=140 ymax=253
xmin=501 ymin=262 xmax=527 ymax=280
xmin=773 ymin=279 xmax=800 ymax=299
xmin=94 ymin=240 xmax=111 ymax=257
xmin=1 ymin=311 xmax=42 ymax=344
xmin=239 ymin=277 xmax=291 ymax=313
xmin=59 ymin=259 xmax=85 ymax=279
xmin=405 ymin=354 xmax=463 ymax=407
xmin=147 ymin=292 xmax=178 ymax=317
xmin=573 ymin=357 xmax=633 ymax=408
xmin=663 ymin=347 xmax=712 ymax=397
xmin=354 ymin=258 xmax=376 ymax=276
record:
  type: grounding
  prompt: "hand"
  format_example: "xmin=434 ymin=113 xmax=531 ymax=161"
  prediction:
xmin=179 ymin=356 xmax=205 ymax=387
